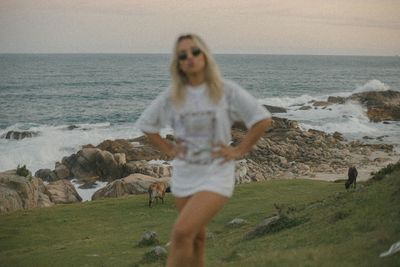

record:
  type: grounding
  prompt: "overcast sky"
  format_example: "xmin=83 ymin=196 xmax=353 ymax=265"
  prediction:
xmin=1 ymin=0 xmax=399 ymax=55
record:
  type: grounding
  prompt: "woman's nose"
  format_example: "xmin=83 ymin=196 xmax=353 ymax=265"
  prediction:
xmin=186 ymin=52 xmax=194 ymax=59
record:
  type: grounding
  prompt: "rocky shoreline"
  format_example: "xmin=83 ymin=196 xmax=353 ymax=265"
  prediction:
xmin=1 ymin=90 xmax=399 ymax=213
xmin=1 ymin=115 xmax=397 ymax=214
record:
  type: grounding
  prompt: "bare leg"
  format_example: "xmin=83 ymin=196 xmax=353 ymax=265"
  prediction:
xmin=174 ymin=196 xmax=205 ymax=266
xmin=192 ymin=227 xmax=206 ymax=267
xmin=166 ymin=191 xmax=228 ymax=267
xmin=172 ymin=197 xmax=206 ymax=267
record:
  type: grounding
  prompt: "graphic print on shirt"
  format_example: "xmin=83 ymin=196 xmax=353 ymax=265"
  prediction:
xmin=177 ymin=110 xmax=216 ymax=164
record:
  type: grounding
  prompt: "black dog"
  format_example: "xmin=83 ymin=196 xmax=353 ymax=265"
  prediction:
xmin=345 ymin=166 xmax=358 ymax=190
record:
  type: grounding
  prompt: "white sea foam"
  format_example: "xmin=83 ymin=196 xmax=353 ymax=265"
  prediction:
xmin=148 ymin=159 xmax=171 ymax=165
xmin=285 ymin=101 xmax=379 ymax=134
xmin=259 ymin=79 xmax=393 ymax=109
xmin=0 ymin=123 xmax=144 ymax=173
xmin=352 ymin=79 xmax=390 ymax=94
xmin=260 ymin=94 xmax=319 ymax=108
xmin=261 ymin=82 xmax=400 ymax=148
xmin=300 ymin=117 xmax=378 ymax=135
xmin=71 ymin=179 xmax=108 ymax=202
xmin=287 ymin=101 xmax=369 ymax=122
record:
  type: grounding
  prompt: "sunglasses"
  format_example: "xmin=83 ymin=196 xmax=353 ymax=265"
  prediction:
xmin=178 ymin=47 xmax=202 ymax=61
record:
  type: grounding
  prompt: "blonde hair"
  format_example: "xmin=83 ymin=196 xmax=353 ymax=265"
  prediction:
xmin=170 ymin=34 xmax=223 ymax=106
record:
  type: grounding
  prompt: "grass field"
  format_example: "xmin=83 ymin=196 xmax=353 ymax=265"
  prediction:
xmin=1 ymin=168 xmax=399 ymax=267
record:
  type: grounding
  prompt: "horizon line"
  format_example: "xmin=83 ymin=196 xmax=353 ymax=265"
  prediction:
xmin=0 ymin=52 xmax=399 ymax=57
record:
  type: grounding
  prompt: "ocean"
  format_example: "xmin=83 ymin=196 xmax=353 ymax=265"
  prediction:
xmin=1 ymin=54 xmax=400 ymax=176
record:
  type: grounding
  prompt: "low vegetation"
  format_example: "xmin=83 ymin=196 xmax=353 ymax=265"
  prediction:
xmin=1 ymin=163 xmax=399 ymax=266
xmin=370 ymin=160 xmax=400 ymax=181
xmin=16 ymin=164 xmax=31 ymax=178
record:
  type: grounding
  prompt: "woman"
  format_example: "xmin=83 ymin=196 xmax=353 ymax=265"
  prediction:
xmin=136 ymin=33 xmax=272 ymax=267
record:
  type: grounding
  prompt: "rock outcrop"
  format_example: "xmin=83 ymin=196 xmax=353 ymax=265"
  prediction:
xmin=327 ymin=96 xmax=346 ymax=104
xmin=92 ymin=174 xmax=170 ymax=200
xmin=350 ymin=90 xmax=400 ymax=122
xmin=54 ymin=162 xmax=71 ymax=180
xmin=296 ymin=90 xmax=400 ymax=122
xmin=46 ymin=179 xmax=82 ymax=204
xmin=35 ymin=139 xmax=172 ymax=187
xmin=94 ymin=138 xmax=168 ymax=162
xmin=34 ymin=169 xmax=58 ymax=182
xmin=231 ymin=116 xmax=394 ymax=183
xmin=125 ymin=161 xmax=172 ymax=178
xmin=0 ymin=170 xmax=53 ymax=213
xmin=61 ymin=148 xmax=126 ymax=182
xmin=83 ymin=116 xmax=393 ymax=186
xmin=311 ymin=100 xmax=331 ymax=108
xmin=5 ymin=91 xmax=397 ymax=208
xmin=366 ymin=107 xmax=400 ymax=122
xmin=1 ymin=130 xmax=39 ymax=140
xmin=263 ymin=105 xmax=287 ymax=113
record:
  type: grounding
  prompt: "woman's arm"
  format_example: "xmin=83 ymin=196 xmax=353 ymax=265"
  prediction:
xmin=213 ymin=118 xmax=272 ymax=163
xmin=145 ymin=133 xmax=177 ymax=158
xmin=145 ymin=132 xmax=187 ymax=159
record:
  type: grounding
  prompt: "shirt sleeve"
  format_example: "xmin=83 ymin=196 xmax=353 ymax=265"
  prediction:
xmin=225 ymin=80 xmax=271 ymax=129
xmin=135 ymin=89 xmax=171 ymax=134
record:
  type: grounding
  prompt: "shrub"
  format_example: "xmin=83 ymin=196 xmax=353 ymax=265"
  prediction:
xmin=16 ymin=164 xmax=32 ymax=179
xmin=370 ymin=161 xmax=400 ymax=181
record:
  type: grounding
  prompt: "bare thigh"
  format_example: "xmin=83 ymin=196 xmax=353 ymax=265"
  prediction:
xmin=175 ymin=196 xmax=191 ymax=213
xmin=173 ymin=191 xmax=228 ymax=236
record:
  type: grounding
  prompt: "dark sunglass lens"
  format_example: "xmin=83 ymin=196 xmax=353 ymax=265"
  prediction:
xmin=178 ymin=52 xmax=188 ymax=61
xmin=192 ymin=48 xmax=202 ymax=56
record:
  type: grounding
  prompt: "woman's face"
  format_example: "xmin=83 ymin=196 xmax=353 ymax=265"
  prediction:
xmin=177 ymin=38 xmax=206 ymax=76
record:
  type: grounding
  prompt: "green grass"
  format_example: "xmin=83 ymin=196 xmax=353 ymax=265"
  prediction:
xmin=1 ymin=172 xmax=399 ymax=267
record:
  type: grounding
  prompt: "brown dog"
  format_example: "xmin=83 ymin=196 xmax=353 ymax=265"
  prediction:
xmin=148 ymin=182 xmax=166 ymax=208
xmin=345 ymin=166 xmax=358 ymax=190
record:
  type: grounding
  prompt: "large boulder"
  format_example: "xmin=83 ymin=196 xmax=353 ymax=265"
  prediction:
xmin=95 ymin=139 xmax=133 ymax=153
xmin=95 ymin=138 xmax=168 ymax=162
xmin=61 ymin=148 xmax=126 ymax=182
xmin=125 ymin=161 xmax=172 ymax=178
xmin=270 ymin=116 xmax=299 ymax=130
xmin=0 ymin=170 xmax=53 ymax=213
xmin=263 ymin=105 xmax=287 ymax=113
xmin=349 ymin=90 xmax=400 ymax=122
xmin=35 ymin=169 xmax=58 ymax=182
xmin=327 ymin=96 xmax=346 ymax=104
xmin=0 ymin=130 xmax=39 ymax=140
xmin=92 ymin=174 xmax=170 ymax=200
xmin=46 ymin=180 xmax=82 ymax=204
xmin=311 ymin=101 xmax=331 ymax=108
xmin=54 ymin=162 xmax=71 ymax=180
xmin=350 ymin=90 xmax=400 ymax=107
xmin=61 ymin=149 xmax=97 ymax=179
xmin=298 ymin=105 xmax=312 ymax=110
xmin=366 ymin=107 xmax=400 ymax=122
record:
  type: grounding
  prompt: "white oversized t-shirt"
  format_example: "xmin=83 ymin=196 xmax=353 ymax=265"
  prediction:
xmin=136 ymin=79 xmax=271 ymax=197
